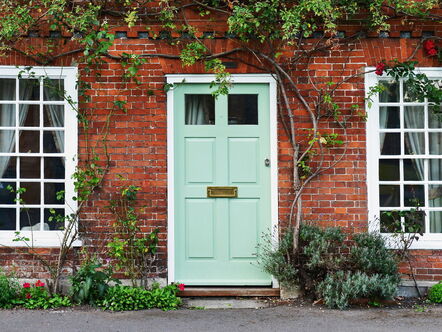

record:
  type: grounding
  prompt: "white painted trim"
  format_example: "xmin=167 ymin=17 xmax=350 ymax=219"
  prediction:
xmin=0 ymin=66 xmax=79 ymax=247
xmin=366 ymin=67 xmax=442 ymax=249
xmin=166 ymin=74 xmax=279 ymax=286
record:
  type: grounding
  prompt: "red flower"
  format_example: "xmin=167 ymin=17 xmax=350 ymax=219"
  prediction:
xmin=178 ymin=283 xmax=185 ymax=291
xmin=375 ymin=62 xmax=386 ymax=76
xmin=35 ymin=280 xmax=45 ymax=287
xmin=423 ymin=40 xmax=438 ymax=57
xmin=23 ymin=282 xmax=31 ymax=288
xmin=25 ymin=293 xmax=31 ymax=299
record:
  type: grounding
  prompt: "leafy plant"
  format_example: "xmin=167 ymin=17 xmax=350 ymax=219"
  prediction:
xmin=70 ymin=257 xmax=120 ymax=305
xmin=0 ymin=270 xmax=19 ymax=309
xmin=18 ymin=280 xmax=71 ymax=309
xmin=108 ymin=183 xmax=159 ymax=288
xmin=99 ymin=283 xmax=182 ymax=311
xmin=428 ymin=282 xmax=442 ymax=303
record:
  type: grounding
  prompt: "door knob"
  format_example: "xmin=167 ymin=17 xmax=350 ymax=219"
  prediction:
xmin=264 ymin=158 xmax=270 ymax=167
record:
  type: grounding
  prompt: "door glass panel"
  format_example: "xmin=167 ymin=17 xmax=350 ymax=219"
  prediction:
xmin=0 ymin=131 xmax=15 ymax=152
xmin=43 ymin=79 xmax=64 ymax=101
xmin=20 ymin=208 xmax=40 ymax=230
xmin=44 ymin=182 xmax=65 ymax=204
xmin=228 ymin=95 xmax=258 ymax=125
xmin=185 ymin=95 xmax=215 ymax=125
xmin=44 ymin=105 xmax=64 ymax=127
xmin=20 ymin=182 xmax=40 ymax=204
xmin=429 ymin=113 xmax=442 ymax=128
xmin=379 ymin=106 xmax=399 ymax=128
xmin=404 ymin=210 xmax=425 ymax=233
xmin=0 ymin=208 xmax=16 ymax=230
xmin=0 ymin=182 xmax=16 ymax=204
xmin=44 ymin=208 xmax=65 ymax=230
xmin=0 ymin=157 xmax=16 ymax=179
xmin=43 ymin=131 xmax=64 ymax=153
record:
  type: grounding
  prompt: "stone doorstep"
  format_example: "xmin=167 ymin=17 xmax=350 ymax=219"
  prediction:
xmin=183 ymin=297 xmax=268 ymax=310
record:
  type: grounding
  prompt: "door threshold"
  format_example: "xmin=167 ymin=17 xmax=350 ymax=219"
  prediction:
xmin=178 ymin=287 xmax=280 ymax=297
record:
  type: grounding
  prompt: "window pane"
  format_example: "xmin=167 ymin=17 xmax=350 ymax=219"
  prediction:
xmin=429 ymin=185 xmax=442 ymax=207
xmin=429 ymin=113 xmax=442 ymax=128
xmin=404 ymin=210 xmax=425 ymax=233
xmin=380 ymin=133 xmax=400 ymax=155
xmin=44 ymin=208 xmax=65 ymax=230
xmin=43 ymin=131 xmax=64 ymax=153
xmin=0 ymin=79 xmax=16 ymax=100
xmin=379 ymin=81 xmax=399 ymax=102
xmin=429 ymin=159 xmax=442 ymax=180
xmin=404 ymin=106 xmax=424 ymax=128
xmin=430 ymin=211 xmax=442 ymax=233
xmin=19 ymin=79 xmax=39 ymax=101
xmin=0 ymin=130 xmax=15 ymax=153
xmin=0 ymin=182 xmax=15 ymax=204
xmin=185 ymin=95 xmax=215 ymax=125
xmin=380 ymin=211 xmax=401 ymax=233
xmin=429 ymin=133 xmax=442 ymax=155
xmin=404 ymin=132 xmax=424 ymax=155
xmin=0 ymin=105 xmax=16 ymax=126
xmin=20 ymin=104 xmax=39 ymax=127
xmin=44 ymin=157 xmax=65 ymax=179
xmin=228 ymin=95 xmax=258 ymax=125
xmin=44 ymin=105 xmax=64 ymax=127
xmin=379 ymin=185 xmax=400 ymax=207
xmin=20 ymin=182 xmax=40 ymax=204
xmin=403 ymin=159 xmax=424 ymax=181
xmin=0 ymin=208 xmax=16 ymax=230
xmin=379 ymin=159 xmax=399 ymax=181
xmin=43 ymin=79 xmax=64 ymax=101
xmin=19 ymin=130 xmax=39 ymax=153
xmin=404 ymin=82 xmax=421 ymax=102
xmin=44 ymin=183 xmax=65 ymax=204
xmin=20 ymin=208 xmax=40 ymax=230
xmin=404 ymin=184 xmax=424 ymax=207
xmin=0 ymin=157 xmax=16 ymax=179
xmin=20 ymin=157 xmax=40 ymax=179
xmin=379 ymin=106 xmax=399 ymax=129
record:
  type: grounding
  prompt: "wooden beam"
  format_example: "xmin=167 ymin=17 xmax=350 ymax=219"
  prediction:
xmin=178 ymin=287 xmax=280 ymax=297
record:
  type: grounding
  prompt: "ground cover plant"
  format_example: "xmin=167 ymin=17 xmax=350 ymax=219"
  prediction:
xmin=0 ymin=270 xmax=19 ymax=309
xmin=98 ymin=283 xmax=183 ymax=311
xmin=428 ymin=282 xmax=442 ymax=304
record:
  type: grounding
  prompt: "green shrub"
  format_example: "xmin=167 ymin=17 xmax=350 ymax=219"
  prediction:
xmin=318 ymin=271 xmax=399 ymax=310
xmin=428 ymin=282 xmax=442 ymax=303
xmin=257 ymin=224 xmax=401 ymax=309
xmin=99 ymin=284 xmax=182 ymax=311
xmin=257 ymin=230 xmax=299 ymax=287
xmin=70 ymin=258 xmax=120 ymax=305
xmin=0 ymin=271 xmax=19 ymax=308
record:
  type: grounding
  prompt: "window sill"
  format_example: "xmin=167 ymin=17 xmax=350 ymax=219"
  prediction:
xmin=382 ymin=233 xmax=442 ymax=250
xmin=0 ymin=231 xmax=82 ymax=248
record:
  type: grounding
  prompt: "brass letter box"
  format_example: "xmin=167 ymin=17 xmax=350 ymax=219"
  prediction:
xmin=207 ymin=186 xmax=238 ymax=198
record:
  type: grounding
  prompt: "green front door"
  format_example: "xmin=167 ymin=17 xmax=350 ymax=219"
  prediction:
xmin=174 ymin=83 xmax=272 ymax=285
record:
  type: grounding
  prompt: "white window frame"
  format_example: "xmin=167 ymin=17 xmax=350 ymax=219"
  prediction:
xmin=366 ymin=67 xmax=442 ymax=249
xmin=0 ymin=66 xmax=79 ymax=247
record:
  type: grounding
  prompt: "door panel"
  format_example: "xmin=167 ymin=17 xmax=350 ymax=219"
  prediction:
xmin=174 ymin=83 xmax=272 ymax=285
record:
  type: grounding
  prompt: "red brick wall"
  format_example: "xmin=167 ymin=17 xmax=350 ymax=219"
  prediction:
xmin=1 ymin=18 xmax=442 ymax=281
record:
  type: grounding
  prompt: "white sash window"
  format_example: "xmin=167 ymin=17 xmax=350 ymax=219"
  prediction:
xmin=0 ymin=67 xmax=78 ymax=247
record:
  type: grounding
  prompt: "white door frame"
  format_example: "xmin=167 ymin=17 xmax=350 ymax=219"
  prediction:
xmin=166 ymin=74 xmax=278 ymax=286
